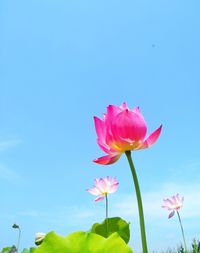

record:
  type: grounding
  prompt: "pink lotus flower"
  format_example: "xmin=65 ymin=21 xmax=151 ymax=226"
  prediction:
xmin=162 ymin=194 xmax=184 ymax=218
xmin=93 ymin=102 xmax=162 ymax=165
xmin=87 ymin=176 xmax=119 ymax=202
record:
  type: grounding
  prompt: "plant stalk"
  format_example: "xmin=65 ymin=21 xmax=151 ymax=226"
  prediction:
xmin=177 ymin=211 xmax=188 ymax=253
xmin=125 ymin=151 xmax=148 ymax=253
xmin=105 ymin=193 xmax=109 ymax=237
xmin=17 ymin=227 xmax=21 ymax=253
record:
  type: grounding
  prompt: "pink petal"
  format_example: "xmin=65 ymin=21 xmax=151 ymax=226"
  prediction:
xmin=94 ymin=116 xmax=121 ymax=154
xmin=87 ymin=187 xmax=100 ymax=196
xmin=106 ymin=105 xmax=122 ymax=120
xmin=94 ymin=117 xmax=106 ymax=142
xmin=105 ymin=130 xmax=123 ymax=152
xmin=110 ymin=176 xmax=118 ymax=184
xmin=104 ymin=176 xmax=111 ymax=185
xmin=161 ymin=205 xmax=168 ymax=210
xmin=102 ymin=176 xmax=119 ymax=193
xmin=176 ymin=194 xmax=184 ymax=205
xmin=94 ymin=178 xmax=101 ymax=185
xmin=110 ymin=110 xmax=147 ymax=143
xmin=168 ymin=210 xmax=175 ymax=219
xmin=119 ymin=102 xmax=129 ymax=110
xmin=132 ymin=106 xmax=140 ymax=113
xmin=97 ymin=139 xmax=115 ymax=154
xmin=96 ymin=178 xmax=107 ymax=192
xmin=163 ymin=198 xmax=174 ymax=207
xmin=108 ymin=182 xmax=119 ymax=193
xmin=93 ymin=153 xmax=121 ymax=165
xmin=95 ymin=195 xmax=105 ymax=202
xmin=140 ymin=125 xmax=162 ymax=149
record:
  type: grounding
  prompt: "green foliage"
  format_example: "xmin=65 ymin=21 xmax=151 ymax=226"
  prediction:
xmin=192 ymin=239 xmax=200 ymax=253
xmin=0 ymin=247 xmax=12 ymax=253
xmin=1 ymin=246 xmax=35 ymax=253
xmin=34 ymin=231 xmax=133 ymax=253
xmin=177 ymin=245 xmax=185 ymax=253
xmin=21 ymin=248 xmax=36 ymax=253
xmin=0 ymin=246 xmax=17 ymax=253
xmin=90 ymin=217 xmax=130 ymax=244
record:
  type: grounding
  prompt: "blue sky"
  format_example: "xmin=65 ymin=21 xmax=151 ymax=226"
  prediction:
xmin=0 ymin=0 xmax=200 ymax=252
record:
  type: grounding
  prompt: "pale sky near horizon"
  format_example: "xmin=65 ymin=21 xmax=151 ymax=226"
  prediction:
xmin=1 ymin=0 xmax=200 ymax=252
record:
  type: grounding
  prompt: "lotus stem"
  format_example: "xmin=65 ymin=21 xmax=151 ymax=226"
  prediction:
xmin=177 ymin=211 xmax=188 ymax=253
xmin=12 ymin=224 xmax=21 ymax=253
xmin=105 ymin=193 xmax=109 ymax=237
xmin=125 ymin=151 xmax=148 ymax=253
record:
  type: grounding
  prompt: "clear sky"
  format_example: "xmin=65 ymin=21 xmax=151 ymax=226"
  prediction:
xmin=0 ymin=0 xmax=200 ymax=252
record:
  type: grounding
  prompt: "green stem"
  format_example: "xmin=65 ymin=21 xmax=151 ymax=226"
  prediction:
xmin=105 ymin=193 xmax=109 ymax=237
xmin=17 ymin=227 xmax=21 ymax=253
xmin=177 ymin=211 xmax=188 ymax=253
xmin=125 ymin=151 xmax=148 ymax=253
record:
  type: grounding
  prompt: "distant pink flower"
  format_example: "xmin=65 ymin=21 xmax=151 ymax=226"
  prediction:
xmin=162 ymin=194 xmax=184 ymax=218
xmin=93 ymin=102 xmax=162 ymax=165
xmin=87 ymin=176 xmax=119 ymax=202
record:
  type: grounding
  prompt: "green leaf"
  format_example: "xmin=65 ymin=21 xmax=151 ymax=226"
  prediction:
xmin=34 ymin=231 xmax=133 ymax=253
xmin=21 ymin=248 xmax=36 ymax=253
xmin=1 ymin=247 xmax=12 ymax=253
xmin=90 ymin=217 xmax=130 ymax=243
xmin=0 ymin=246 xmax=18 ymax=253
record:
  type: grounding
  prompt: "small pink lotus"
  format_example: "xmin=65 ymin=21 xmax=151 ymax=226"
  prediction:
xmin=162 ymin=194 xmax=184 ymax=218
xmin=162 ymin=194 xmax=187 ymax=251
xmin=87 ymin=176 xmax=119 ymax=202
xmin=93 ymin=102 xmax=162 ymax=165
